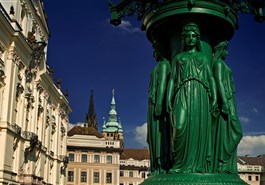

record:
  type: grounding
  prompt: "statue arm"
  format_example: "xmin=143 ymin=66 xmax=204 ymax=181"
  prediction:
xmin=149 ymin=68 xmax=157 ymax=104
xmin=207 ymin=60 xmax=217 ymax=109
xmin=155 ymin=61 xmax=170 ymax=116
xmin=213 ymin=60 xmax=229 ymax=114
xmin=167 ymin=58 xmax=176 ymax=113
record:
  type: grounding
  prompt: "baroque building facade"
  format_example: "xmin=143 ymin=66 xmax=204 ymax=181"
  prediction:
xmin=0 ymin=0 xmax=71 ymax=184
xmin=120 ymin=148 xmax=149 ymax=185
xmin=66 ymin=91 xmax=149 ymax=185
xmin=238 ymin=155 xmax=265 ymax=185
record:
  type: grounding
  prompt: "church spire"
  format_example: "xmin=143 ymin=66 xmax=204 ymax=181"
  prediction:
xmin=85 ymin=89 xmax=97 ymax=130
xmin=102 ymin=90 xmax=124 ymax=147
xmin=111 ymin=89 xmax=116 ymax=110
xmin=109 ymin=89 xmax=118 ymax=122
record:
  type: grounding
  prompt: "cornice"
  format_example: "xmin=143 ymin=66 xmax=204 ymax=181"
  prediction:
xmin=67 ymin=145 xmax=124 ymax=154
xmin=40 ymin=72 xmax=72 ymax=113
xmin=20 ymin=0 xmax=50 ymax=40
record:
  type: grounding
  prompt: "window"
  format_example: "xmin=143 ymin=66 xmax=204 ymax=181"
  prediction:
xmin=68 ymin=153 xmax=74 ymax=162
xmin=129 ymin=171 xmax=133 ymax=177
xmin=81 ymin=154 xmax=87 ymax=162
xmin=120 ymin=171 xmax=124 ymax=177
xmin=129 ymin=183 xmax=133 ymax=185
xmin=93 ymin=172 xmax=100 ymax=183
xmin=68 ymin=171 xmax=74 ymax=182
xmin=256 ymin=176 xmax=259 ymax=181
xmin=141 ymin=172 xmax=146 ymax=179
xmin=248 ymin=176 xmax=252 ymax=181
xmin=120 ymin=183 xmax=124 ymax=185
xmin=94 ymin=155 xmax=100 ymax=163
xmin=106 ymin=155 xmax=112 ymax=163
xmin=80 ymin=171 xmax=87 ymax=182
xmin=106 ymin=173 xmax=112 ymax=183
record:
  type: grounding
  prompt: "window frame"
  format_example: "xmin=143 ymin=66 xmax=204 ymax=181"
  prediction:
xmin=93 ymin=171 xmax=100 ymax=183
xmin=94 ymin=154 xmax=100 ymax=163
xmin=81 ymin=154 xmax=87 ymax=162
xmin=120 ymin=170 xmax=124 ymax=177
xmin=68 ymin=153 xmax=75 ymax=162
xmin=68 ymin=171 xmax=74 ymax=182
xmin=106 ymin=155 xmax=112 ymax=164
xmin=106 ymin=172 xmax=112 ymax=183
xmin=80 ymin=171 xmax=87 ymax=182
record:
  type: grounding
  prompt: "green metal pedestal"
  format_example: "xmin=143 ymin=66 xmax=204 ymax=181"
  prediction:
xmin=140 ymin=173 xmax=248 ymax=185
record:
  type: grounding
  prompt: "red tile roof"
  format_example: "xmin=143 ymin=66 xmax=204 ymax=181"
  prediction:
xmin=238 ymin=154 xmax=265 ymax=166
xmin=67 ymin=126 xmax=103 ymax=138
xmin=120 ymin=148 xmax=150 ymax=160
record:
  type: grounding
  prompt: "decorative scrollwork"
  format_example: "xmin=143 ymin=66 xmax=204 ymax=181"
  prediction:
xmin=0 ymin=40 xmax=6 ymax=59
xmin=10 ymin=123 xmax=22 ymax=135
xmin=38 ymin=104 xmax=44 ymax=117
xmin=107 ymin=0 xmax=265 ymax=26
xmin=61 ymin=126 xmax=66 ymax=138
xmin=0 ymin=69 xmax=6 ymax=88
xmin=25 ymin=93 xmax=35 ymax=110
xmin=16 ymin=83 xmax=24 ymax=99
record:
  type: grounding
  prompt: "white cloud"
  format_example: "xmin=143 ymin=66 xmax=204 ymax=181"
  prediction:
xmin=67 ymin=122 xmax=84 ymax=131
xmin=252 ymin=107 xmax=259 ymax=113
xmin=239 ymin=116 xmax=250 ymax=124
xmin=110 ymin=19 xmax=141 ymax=33
xmin=68 ymin=123 xmax=75 ymax=131
xmin=132 ymin=123 xmax=265 ymax=157
xmin=134 ymin=123 xmax=148 ymax=147
xmin=238 ymin=135 xmax=265 ymax=156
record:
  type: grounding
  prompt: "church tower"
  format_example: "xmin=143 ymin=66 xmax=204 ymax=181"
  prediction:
xmin=85 ymin=90 xmax=98 ymax=130
xmin=102 ymin=90 xmax=124 ymax=147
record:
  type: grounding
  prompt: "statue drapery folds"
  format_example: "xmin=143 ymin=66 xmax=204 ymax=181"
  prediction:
xmin=147 ymin=22 xmax=243 ymax=175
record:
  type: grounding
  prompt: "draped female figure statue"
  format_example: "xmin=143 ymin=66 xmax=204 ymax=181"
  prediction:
xmin=147 ymin=48 xmax=171 ymax=174
xmin=167 ymin=22 xmax=217 ymax=173
xmin=212 ymin=41 xmax=243 ymax=173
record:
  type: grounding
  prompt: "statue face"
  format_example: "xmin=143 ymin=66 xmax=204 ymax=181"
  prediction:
xmin=184 ymin=31 xmax=197 ymax=47
xmin=222 ymin=49 xmax=228 ymax=59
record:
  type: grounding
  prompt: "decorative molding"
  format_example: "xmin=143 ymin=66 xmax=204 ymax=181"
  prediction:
xmin=61 ymin=126 xmax=66 ymax=138
xmin=46 ymin=116 xmax=50 ymax=128
xmin=51 ymin=115 xmax=56 ymax=135
xmin=59 ymin=109 xmax=66 ymax=120
xmin=41 ymin=145 xmax=47 ymax=153
xmin=18 ymin=62 xmax=25 ymax=81
xmin=37 ymin=104 xmax=44 ymax=118
xmin=36 ymin=82 xmax=44 ymax=94
xmin=25 ymin=92 xmax=35 ymax=110
xmin=10 ymin=123 xmax=22 ymax=135
xmin=16 ymin=82 xmax=24 ymax=99
xmin=0 ymin=69 xmax=6 ymax=88
xmin=8 ymin=50 xmax=21 ymax=66
xmin=22 ymin=131 xmax=36 ymax=140
xmin=0 ymin=40 xmax=6 ymax=59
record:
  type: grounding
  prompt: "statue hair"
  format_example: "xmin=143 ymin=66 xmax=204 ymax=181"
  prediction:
xmin=180 ymin=22 xmax=202 ymax=52
xmin=213 ymin=40 xmax=228 ymax=62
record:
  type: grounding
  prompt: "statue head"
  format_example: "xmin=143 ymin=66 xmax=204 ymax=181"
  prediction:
xmin=180 ymin=22 xmax=201 ymax=52
xmin=213 ymin=40 xmax=229 ymax=61
xmin=152 ymin=39 xmax=162 ymax=62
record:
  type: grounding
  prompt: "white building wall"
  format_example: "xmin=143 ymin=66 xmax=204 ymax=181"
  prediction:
xmin=0 ymin=0 xmax=71 ymax=184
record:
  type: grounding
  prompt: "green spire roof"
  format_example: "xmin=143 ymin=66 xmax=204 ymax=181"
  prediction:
xmin=103 ymin=89 xmax=123 ymax=133
xmin=102 ymin=117 xmax=106 ymax=132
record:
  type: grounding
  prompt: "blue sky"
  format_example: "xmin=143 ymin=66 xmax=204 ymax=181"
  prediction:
xmin=43 ymin=1 xmax=265 ymax=156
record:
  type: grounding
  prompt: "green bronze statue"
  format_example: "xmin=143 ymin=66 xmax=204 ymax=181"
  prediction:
xmin=147 ymin=46 xmax=171 ymax=174
xmin=167 ymin=22 xmax=217 ymax=173
xmin=107 ymin=0 xmax=264 ymax=183
xmin=212 ymin=41 xmax=243 ymax=174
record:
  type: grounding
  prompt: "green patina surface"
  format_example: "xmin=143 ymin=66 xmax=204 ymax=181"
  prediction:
xmin=107 ymin=0 xmax=264 ymax=184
